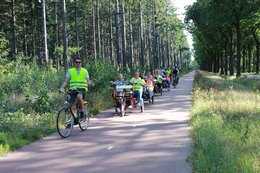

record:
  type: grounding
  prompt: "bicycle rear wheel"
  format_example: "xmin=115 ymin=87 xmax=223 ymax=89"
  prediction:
xmin=79 ymin=105 xmax=90 ymax=131
xmin=57 ymin=108 xmax=74 ymax=138
xmin=120 ymin=99 xmax=126 ymax=117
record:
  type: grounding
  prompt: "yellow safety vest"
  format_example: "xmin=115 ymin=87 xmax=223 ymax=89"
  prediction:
xmin=69 ymin=67 xmax=88 ymax=91
xmin=166 ymin=69 xmax=172 ymax=75
xmin=156 ymin=75 xmax=163 ymax=84
xmin=131 ymin=78 xmax=143 ymax=91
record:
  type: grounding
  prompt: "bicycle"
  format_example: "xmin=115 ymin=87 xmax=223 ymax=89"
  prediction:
xmin=57 ymin=89 xmax=90 ymax=138
xmin=172 ymin=74 xmax=178 ymax=88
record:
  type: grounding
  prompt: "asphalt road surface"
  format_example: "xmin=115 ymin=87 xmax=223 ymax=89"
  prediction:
xmin=0 ymin=71 xmax=195 ymax=173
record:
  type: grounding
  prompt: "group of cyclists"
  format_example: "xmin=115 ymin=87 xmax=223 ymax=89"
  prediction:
xmin=110 ymin=67 xmax=180 ymax=114
xmin=59 ymin=56 xmax=180 ymax=122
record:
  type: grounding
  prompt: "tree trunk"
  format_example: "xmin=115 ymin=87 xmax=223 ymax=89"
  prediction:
xmin=114 ymin=0 xmax=121 ymax=67
xmin=41 ymin=0 xmax=49 ymax=65
xmin=139 ymin=0 xmax=144 ymax=69
xmin=224 ymin=42 xmax=228 ymax=75
xmin=229 ymin=30 xmax=234 ymax=76
xmin=62 ymin=0 xmax=68 ymax=69
xmin=152 ymin=0 xmax=157 ymax=68
xmin=220 ymin=51 xmax=224 ymax=75
xmin=129 ymin=4 xmax=133 ymax=72
xmin=92 ymin=0 xmax=97 ymax=62
xmin=83 ymin=18 xmax=88 ymax=61
xmin=251 ymin=28 xmax=259 ymax=74
xmin=256 ymin=44 xmax=260 ymax=74
xmin=22 ymin=3 xmax=27 ymax=56
xmin=96 ymin=0 xmax=101 ymax=59
xmin=74 ymin=0 xmax=80 ymax=58
xmin=161 ymin=33 xmax=165 ymax=68
xmin=54 ymin=0 xmax=59 ymax=69
xmin=109 ymin=0 xmax=115 ymax=65
xmin=30 ymin=2 xmax=36 ymax=58
xmin=242 ymin=49 xmax=246 ymax=73
xmin=166 ymin=27 xmax=169 ymax=67
xmin=247 ymin=46 xmax=251 ymax=73
xmin=235 ymin=21 xmax=241 ymax=77
xmin=11 ymin=0 xmax=17 ymax=58
xmin=121 ymin=1 xmax=127 ymax=69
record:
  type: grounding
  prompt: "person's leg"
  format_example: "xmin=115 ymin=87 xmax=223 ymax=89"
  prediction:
xmin=134 ymin=90 xmax=141 ymax=104
xmin=77 ymin=90 xmax=86 ymax=118
xmin=69 ymin=92 xmax=78 ymax=124
xmin=138 ymin=90 xmax=142 ymax=104
xmin=148 ymin=88 xmax=153 ymax=98
xmin=69 ymin=92 xmax=77 ymax=112
xmin=167 ymin=80 xmax=171 ymax=91
xmin=158 ymin=83 xmax=162 ymax=90
xmin=77 ymin=94 xmax=84 ymax=112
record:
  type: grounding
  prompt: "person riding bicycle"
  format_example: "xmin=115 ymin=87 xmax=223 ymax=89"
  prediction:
xmin=165 ymin=67 xmax=171 ymax=91
xmin=59 ymin=57 xmax=92 ymax=124
xmin=172 ymin=67 xmax=180 ymax=85
xmin=130 ymin=71 xmax=145 ymax=106
xmin=154 ymin=69 xmax=163 ymax=91
xmin=111 ymin=73 xmax=125 ymax=86
xmin=145 ymin=71 xmax=154 ymax=97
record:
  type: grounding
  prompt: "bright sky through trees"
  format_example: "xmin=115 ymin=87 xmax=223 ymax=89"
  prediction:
xmin=172 ymin=0 xmax=196 ymax=59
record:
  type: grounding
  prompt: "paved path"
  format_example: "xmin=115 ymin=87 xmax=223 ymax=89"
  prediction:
xmin=242 ymin=74 xmax=260 ymax=79
xmin=0 ymin=71 xmax=195 ymax=173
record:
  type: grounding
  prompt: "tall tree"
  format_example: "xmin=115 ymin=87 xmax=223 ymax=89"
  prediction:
xmin=114 ymin=0 xmax=121 ymax=67
xmin=138 ymin=0 xmax=144 ymax=69
xmin=11 ymin=0 xmax=17 ymax=57
xmin=121 ymin=0 xmax=127 ymax=69
xmin=41 ymin=0 xmax=49 ymax=65
xmin=61 ymin=0 xmax=68 ymax=69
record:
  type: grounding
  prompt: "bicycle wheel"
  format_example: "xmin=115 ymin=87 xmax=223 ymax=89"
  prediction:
xmin=151 ymin=95 xmax=154 ymax=104
xmin=140 ymin=99 xmax=144 ymax=112
xmin=57 ymin=108 xmax=74 ymax=138
xmin=120 ymin=99 xmax=126 ymax=117
xmin=78 ymin=106 xmax=90 ymax=131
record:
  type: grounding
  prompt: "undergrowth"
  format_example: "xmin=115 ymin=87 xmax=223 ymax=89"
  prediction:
xmin=192 ymin=71 xmax=260 ymax=173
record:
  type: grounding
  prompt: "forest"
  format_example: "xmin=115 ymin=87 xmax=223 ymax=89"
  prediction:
xmin=0 ymin=0 xmax=191 ymax=155
xmin=0 ymin=1 xmax=259 ymax=172
xmin=185 ymin=0 xmax=259 ymax=76
xmin=0 ymin=0 xmax=191 ymax=70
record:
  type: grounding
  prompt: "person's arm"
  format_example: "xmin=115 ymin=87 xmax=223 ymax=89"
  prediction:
xmin=142 ymin=79 xmax=146 ymax=86
xmin=85 ymin=70 xmax=90 ymax=84
xmin=60 ymin=71 xmax=70 ymax=91
xmin=60 ymin=77 xmax=69 ymax=90
xmin=86 ymin=70 xmax=95 ymax=86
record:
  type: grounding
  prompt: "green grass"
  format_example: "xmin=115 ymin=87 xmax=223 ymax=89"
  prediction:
xmin=0 ymin=112 xmax=56 ymax=156
xmin=191 ymin=71 xmax=260 ymax=173
xmin=0 ymin=60 xmax=117 ymax=156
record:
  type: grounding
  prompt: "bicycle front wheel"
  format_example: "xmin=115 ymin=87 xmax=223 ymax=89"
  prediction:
xmin=79 ymin=106 xmax=90 ymax=131
xmin=57 ymin=108 xmax=74 ymax=138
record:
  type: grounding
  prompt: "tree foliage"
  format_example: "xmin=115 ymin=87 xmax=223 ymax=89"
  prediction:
xmin=0 ymin=0 xmax=191 ymax=70
xmin=185 ymin=0 xmax=260 ymax=75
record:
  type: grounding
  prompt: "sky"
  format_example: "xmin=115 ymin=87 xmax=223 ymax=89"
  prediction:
xmin=171 ymin=0 xmax=197 ymax=58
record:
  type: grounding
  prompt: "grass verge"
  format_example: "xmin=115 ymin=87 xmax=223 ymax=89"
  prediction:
xmin=191 ymin=71 xmax=260 ymax=173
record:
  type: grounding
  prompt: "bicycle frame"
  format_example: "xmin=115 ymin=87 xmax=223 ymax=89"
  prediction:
xmin=57 ymin=89 xmax=90 ymax=138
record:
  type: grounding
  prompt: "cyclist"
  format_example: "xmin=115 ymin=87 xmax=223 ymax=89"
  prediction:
xmin=130 ymin=71 xmax=145 ymax=106
xmin=154 ymin=69 xmax=163 ymax=91
xmin=145 ymin=71 xmax=154 ymax=97
xmin=112 ymin=73 xmax=125 ymax=86
xmin=165 ymin=67 xmax=171 ymax=91
xmin=172 ymin=67 xmax=180 ymax=86
xmin=59 ymin=57 xmax=92 ymax=124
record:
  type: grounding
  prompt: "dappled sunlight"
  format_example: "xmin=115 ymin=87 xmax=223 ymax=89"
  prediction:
xmin=0 ymin=72 xmax=194 ymax=173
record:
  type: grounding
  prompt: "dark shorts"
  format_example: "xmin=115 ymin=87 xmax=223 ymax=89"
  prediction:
xmin=69 ymin=88 xmax=86 ymax=104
